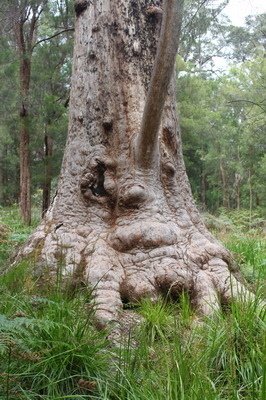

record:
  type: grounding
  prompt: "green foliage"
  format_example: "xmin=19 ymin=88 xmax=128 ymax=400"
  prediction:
xmin=0 ymin=0 xmax=73 ymax=209
xmin=0 ymin=206 xmax=39 ymax=269
xmin=226 ymin=13 xmax=266 ymax=61
xmin=219 ymin=209 xmax=265 ymax=231
xmin=176 ymin=8 xmax=266 ymax=212
xmin=181 ymin=0 xmax=230 ymax=68
xmin=178 ymin=52 xmax=266 ymax=211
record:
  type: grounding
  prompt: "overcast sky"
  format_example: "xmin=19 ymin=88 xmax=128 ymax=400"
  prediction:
xmin=223 ymin=0 xmax=265 ymax=26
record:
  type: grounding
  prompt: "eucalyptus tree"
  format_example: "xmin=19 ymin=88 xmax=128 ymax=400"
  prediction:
xmin=180 ymin=0 xmax=230 ymax=71
xmin=0 ymin=0 xmax=49 ymax=224
xmin=30 ymin=0 xmax=74 ymax=215
xmin=226 ymin=13 xmax=266 ymax=62
xmin=19 ymin=0 xmax=251 ymax=328
xmin=178 ymin=10 xmax=266 ymax=211
xmin=0 ymin=0 xmax=73 ymax=221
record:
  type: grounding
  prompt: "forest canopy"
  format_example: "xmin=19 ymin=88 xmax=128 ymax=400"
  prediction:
xmin=0 ymin=0 xmax=265 ymax=217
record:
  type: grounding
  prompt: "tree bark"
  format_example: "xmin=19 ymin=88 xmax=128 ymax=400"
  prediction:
xmin=17 ymin=0 xmax=251 ymax=327
xmin=17 ymin=23 xmax=32 ymax=225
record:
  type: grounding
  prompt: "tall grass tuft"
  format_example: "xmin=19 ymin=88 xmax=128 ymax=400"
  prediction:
xmin=0 ymin=278 xmax=110 ymax=398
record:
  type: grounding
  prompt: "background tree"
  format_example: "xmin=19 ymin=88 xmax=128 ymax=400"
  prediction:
xmin=30 ymin=0 xmax=73 ymax=215
xmin=178 ymin=9 xmax=266 ymax=212
xmin=0 ymin=0 xmax=73 ymax=218
xmin=225 ymin=13 xmax=266 ymax=62
xmin=10 ymin=0 xmax=48 ymax=225
xmin=180 ymin=0 xmax=230 ymax=71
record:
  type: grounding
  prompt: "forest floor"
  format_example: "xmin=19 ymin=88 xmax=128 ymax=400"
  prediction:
xmin=0 ymin=206 xmax=265 ymax=399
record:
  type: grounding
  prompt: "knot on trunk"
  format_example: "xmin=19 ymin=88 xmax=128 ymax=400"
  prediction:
xmin=80 ymin=147 xmax=117 ymax=204
xmin=118 ymin=182 xmax=148 ymax=209
xmin=80 ymin=160 xmax=115 ymax=202
xmin=74 ymin=0 xmax=89 ymax=17
xmin=20 ymin=103 xmax=28 ymax=117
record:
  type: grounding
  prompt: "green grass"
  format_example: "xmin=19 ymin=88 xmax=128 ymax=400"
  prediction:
xmin=0 ymin=280 xmax=109 ymax=398
xmin=0 ymin=207 xmax=265 ymax=399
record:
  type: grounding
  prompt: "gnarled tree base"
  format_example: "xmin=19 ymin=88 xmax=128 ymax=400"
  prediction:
xmin=17 ymin=202 xmax=251 ymax=328
xmin=14 ymin=0 xmax=255 ymax=329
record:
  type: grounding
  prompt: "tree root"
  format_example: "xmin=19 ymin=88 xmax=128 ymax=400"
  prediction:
xmin=16 ymin=219 xmax=257 ymax=330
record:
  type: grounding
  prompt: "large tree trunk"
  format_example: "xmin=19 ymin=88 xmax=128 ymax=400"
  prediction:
xmin=18 ymin=0 xmax=250 ymax=327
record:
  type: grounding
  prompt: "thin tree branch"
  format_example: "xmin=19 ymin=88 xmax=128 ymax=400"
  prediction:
xmin=136 ymin=0 xmax=184 ymax=169
xmin=228 ymin=99 xmax=266 ymax=112
xmin=32 ymin=28 xmax=74 ymax=50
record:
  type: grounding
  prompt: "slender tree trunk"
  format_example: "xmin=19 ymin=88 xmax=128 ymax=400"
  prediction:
xmin=220 ymin=159 xmax=229 ymax=208
xmin=17 ymin=0 xmax=251 ymax=328
xmin=13 ymin=1 xmax=46 ymax=224
xmin=14 ymin=8 xmax=33 ymax=225
xmin=248 ymin=169 xmax=253 ymax=226
xmin=19 ymin=116 xmax=31 ymax=224
xmin=236 ymin=184 xmax=240 ymax=210
xmin=42 ymin=132 xmax=53 ymax=217
xmin=19 ymin=55 xmax=31 ymax=225
xmin=234 ymin=173 xmax=242 ymax=210
xmin=200 ymin=170 xmax=207 ymax=209
xmin=236 ymin=146 xmax=241 ymax=210
xmin=235 ymin=174 xmax=241 ymax=210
